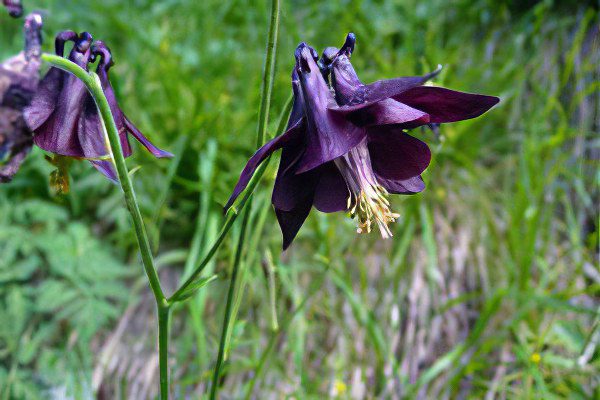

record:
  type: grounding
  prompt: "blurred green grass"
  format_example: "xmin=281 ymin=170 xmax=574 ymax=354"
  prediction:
xmin=0 ymin=0 xmax=598 ymax=398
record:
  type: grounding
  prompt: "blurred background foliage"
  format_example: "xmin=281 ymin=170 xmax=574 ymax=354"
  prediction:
xmin=0 ymin=0 xmax=598 ymax=398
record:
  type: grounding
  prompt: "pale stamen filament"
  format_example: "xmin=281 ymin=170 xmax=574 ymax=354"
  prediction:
xmin=334 ymin=139 xmax=399 ymax=238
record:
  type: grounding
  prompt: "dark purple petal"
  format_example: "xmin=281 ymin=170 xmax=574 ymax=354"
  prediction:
xmin=327 ymin=56 xmax=362 ymax=105
xmin=69 ymin=33 xmax=93 ymax=69
xmin=229 ymin=66 xmax=308 ymax=213
xmin=347 ymin=70 xmax=442 ymax=108
xmin=272 ymin=168 xmax=313 ymax=211
xmin=271 ymin=134 xmax=315 ymax=212
xmin=54 ymin=31 xmax=78 ymax=57
xmin=224 ymin=119 xmax=304 ymax=211
xmin=367 ymin=127 xmax=431 ymax=180
xmin=124 ymin=116 xmax=172 ymax=158
xmin=329 ymin=52 xmax=441 ymax=110
xmin=297 ymin=109 xmax=365 ymax=173
xmin=275 ymin=197 xmax=313 ymax=250
xmin=78 ymin=93 xmax=110 ymax=158
xmin=90 ymin=160 xmax=118 ymax=183
xmin=294 ymin=43 xmax=366 ymax=173
xmin=23 ymin=67 xmax=63 ymax=131
xmin=312 ymin=162 xmax=349 ymax=213
xmin=287 ymin=68 xmax=304 ymax=127
xmin=376 ymin=174 xmax=426 ymax=194
xmin=270 ymin=69 xmax=315 ymax=210
xmin=393 ymin=86 xmax=500 ymax=123
xmin=344 ymin=98 xmax=431 ymax=129
xmin=30 ymin=73 xmax=91 ymax=157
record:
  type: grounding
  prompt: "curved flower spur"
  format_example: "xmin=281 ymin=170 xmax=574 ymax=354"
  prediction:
xmin=228 ymin=35 xmax=499 ymax=249
xmin=0 ymin=12 xmax=42 ymax=182
xmin=2 ymin=0 xmax=22 ymax=17
xmin=23 ymin=31 xmax=173 ymax=182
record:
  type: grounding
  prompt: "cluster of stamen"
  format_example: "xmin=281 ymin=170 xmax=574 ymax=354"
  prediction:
xmin=335 ymin=140 xmax=399 ymax=238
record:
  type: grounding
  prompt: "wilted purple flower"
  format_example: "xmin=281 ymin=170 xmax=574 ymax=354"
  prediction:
xmin=2 ymin=0 xmax=22 ymax=17
xmin=0 ymin=12 xmax=42 ymax=182
xmin=226 ymin=37 xmax=499 ymax=249
xmin=24 ymin=31 xmax=172 ymax=181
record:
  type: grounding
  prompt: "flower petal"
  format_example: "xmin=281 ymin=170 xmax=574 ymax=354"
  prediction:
xmin=224 ymin=118 xmax=304 ymax=211
xmin=345 ymin=98 xmax=430 ymax=128
xmin=294 ymin=44 xmax=366 ymax=173
xmin=329 ymin=53 xmax=441 ymax=111
xmin=272 ymin=168 xmax=315 ymax=212
xmin=271 ymin=140 xmax=316 ymax=212
xmin=90 ymin=160 xmax=118 ymax=183
xmin=23 ymin=67 xmax=63 ymax=131
xmin=296 ymin=109 xmax=366 ymax=173
xmin=312 ymin=162 xmax=349 ymax=213
xmin=275 ymin=197 xmax=313 ymax=250
xmin=31 ymin=73 xmax=91 ymax=157
xmin=376 ymin=174 xmax=426 ymax=194
xmin=367 ymin=127 xmax=431 ymax=180
xmin=393 ymin=86 xmax=500 ymax=123
xmin=124 ymin=116 xmax=172 ymax=158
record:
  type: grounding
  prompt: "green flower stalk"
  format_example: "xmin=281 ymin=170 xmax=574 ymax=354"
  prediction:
xmin=39 ymin=53 xmax=172 ymax=399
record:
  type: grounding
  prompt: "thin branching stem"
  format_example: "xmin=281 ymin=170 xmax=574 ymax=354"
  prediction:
xmin=209 ymin=204 xmax=251 ymax=399
xmin=41 ymin=54 xmax=171 ymax=399
xmin=209 ymin=0 xmax=280 ymax=397
xmin=169 ymin=91 xmax=293 ymax=305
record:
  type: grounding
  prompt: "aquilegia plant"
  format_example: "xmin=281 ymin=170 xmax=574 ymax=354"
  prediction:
xmin=226 ymin=33 xmax=499 ymax=249
xmin=1 ymin=0 xmax=499 ymax=394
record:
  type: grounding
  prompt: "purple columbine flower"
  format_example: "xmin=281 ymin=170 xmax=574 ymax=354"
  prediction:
xmin=226 ymin=37 xmax=499 ymax=249
xmin=24 ymin=31 xmax=172 ymax=181
xmin=2 ymin=0 xmax=22 ymax=17
xmin=0 ymin=13 xmax=42 ymax=182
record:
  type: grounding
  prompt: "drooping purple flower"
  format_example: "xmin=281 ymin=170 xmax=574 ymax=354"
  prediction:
xmin=0 ymin=12 xmax=42 ymax=182
xmin=23 ymin=31 xmax=172 ymax=181
xmin=226 ymin=37 xmax=499 ymax=249
xmin=2 ymin=0 xmax=22 ymax=17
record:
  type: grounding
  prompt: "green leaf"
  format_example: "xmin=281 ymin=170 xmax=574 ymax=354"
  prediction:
xmin=172 ymin=274 xmax=219 ymax=302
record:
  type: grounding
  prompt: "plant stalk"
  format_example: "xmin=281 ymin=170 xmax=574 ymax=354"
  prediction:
xmin=209 ymin=204 xmax=251 ymax=399
xmin=169 ymin=92 xmax=292 ymax=304
xmin=41 ymin=54 xmax=170 ymax=399
xmin=209 ymin=0 xmax=280 ymax=397
xmin=158 ymin=304 xmax=171 ymax=399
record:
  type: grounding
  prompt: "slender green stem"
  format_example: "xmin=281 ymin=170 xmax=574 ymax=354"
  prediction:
xmin=41 ymin=54 xmax=170 ymax=399
xmin=256 ymin=0 xmax=280 ymax=147
xmin=168 ymin=168 xmax=262 ymax=302
xmin=158 ymin=304 xmax=171 ymax=399
xmin=169 ymin=92 xmax=293 ymax=304
xmin=209 ymin=0 xmax=280 ymax=397
xmin=209 ymin=204 xmax=251 ymax=399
